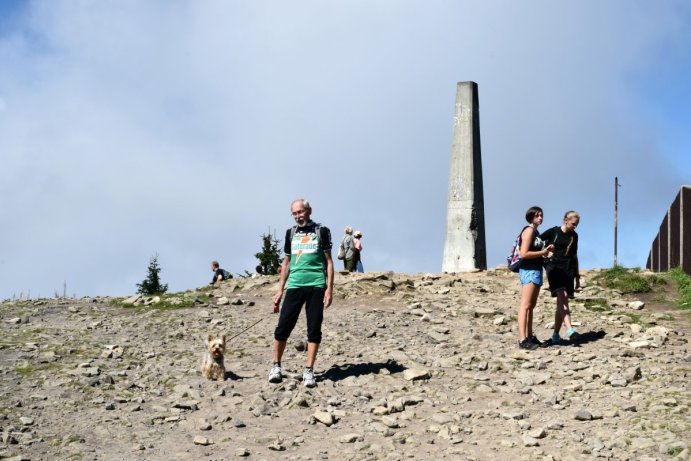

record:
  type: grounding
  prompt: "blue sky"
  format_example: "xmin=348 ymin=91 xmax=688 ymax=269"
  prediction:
xmin=0 ymin=1 xmax=689 ymax=299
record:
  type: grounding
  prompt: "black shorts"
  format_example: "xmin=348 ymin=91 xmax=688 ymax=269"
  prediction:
xmin=546 ymin=267 xmax=575 ymax=298
xmin=274 ymin=286 xmax=325 ymax=344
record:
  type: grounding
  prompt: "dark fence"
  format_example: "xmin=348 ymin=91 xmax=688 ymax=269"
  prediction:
xmin=646 ymin=185 xmax=690 ymax=275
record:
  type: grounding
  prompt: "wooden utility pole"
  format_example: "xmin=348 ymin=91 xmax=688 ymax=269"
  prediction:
xmin=614 ymin=177 xmax=619 ymax=267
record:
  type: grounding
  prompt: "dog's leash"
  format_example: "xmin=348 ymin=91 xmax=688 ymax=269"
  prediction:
xmin=227 ymin=318 xmax=265 ymax=342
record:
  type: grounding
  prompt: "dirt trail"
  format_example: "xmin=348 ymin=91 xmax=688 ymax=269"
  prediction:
xmin=0 ymin=270 xmax=689 ymax=460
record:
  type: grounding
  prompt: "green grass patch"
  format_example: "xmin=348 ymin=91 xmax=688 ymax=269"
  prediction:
xmin=14 ymin=362 xmax=61 ymax=378
xmin=583 ymin=298 xmax=611 ymax=312
xmin=667 ymin=446 xmax=684 ymax=456
xmin=668 ymin=267 xmax=691 ymax=309
xmin=621 ymin=312 xmax=652 ymax=327
xmin=594 ymin=266 xmax=667 ymax=294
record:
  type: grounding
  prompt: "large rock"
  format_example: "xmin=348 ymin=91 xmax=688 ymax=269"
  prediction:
xmin=122 ymin=294 xmax=142 ymax=305
xmin=403 ymin=369 xmax=431 ymax=381
xmin=312 ymin=411 xmax=335 ymax=426
xmin=627 ymin=300 xmax=645 ymax=310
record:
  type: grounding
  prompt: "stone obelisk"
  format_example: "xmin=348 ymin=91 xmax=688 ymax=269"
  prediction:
xmin=442 ymin=81 xmax=487 ymax=272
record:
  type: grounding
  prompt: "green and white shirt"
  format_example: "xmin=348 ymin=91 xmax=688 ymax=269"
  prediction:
xmin=283 ymin=221 xmax=332 ymax=289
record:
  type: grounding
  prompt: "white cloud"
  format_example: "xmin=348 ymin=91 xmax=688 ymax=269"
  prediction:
xmin=0 ymin=0 xmax=689 ymax=298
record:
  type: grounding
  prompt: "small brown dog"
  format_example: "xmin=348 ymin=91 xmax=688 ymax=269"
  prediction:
xmin=201 ymin=334 xmax=226 ymax=381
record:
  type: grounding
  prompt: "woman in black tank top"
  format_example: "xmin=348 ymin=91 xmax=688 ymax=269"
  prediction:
xmin=516 ymin=206 xmax=554 ymax=350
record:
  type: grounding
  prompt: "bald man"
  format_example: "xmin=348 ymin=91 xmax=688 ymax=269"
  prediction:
xmin=269 ymin=199 xmax=334 ymax=388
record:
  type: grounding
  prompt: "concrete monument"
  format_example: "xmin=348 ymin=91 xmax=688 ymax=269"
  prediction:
xmin=442 ymin=81 xmax=487 ymax=272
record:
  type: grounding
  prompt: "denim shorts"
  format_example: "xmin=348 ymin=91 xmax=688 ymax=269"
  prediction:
xmin=519 ymin=268 xmax=543 ymax=286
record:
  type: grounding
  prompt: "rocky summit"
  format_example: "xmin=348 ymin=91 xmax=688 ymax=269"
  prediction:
xmin=0 ymin=269 xmax=689 ymax=461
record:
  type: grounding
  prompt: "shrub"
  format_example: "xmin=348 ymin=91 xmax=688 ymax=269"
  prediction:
xmin=255 ymin=230 xmax=282 ymax=275
xmin=594 ymin=266 xmax=667 ymax=294
xmin=668 ymin=267 xmax=691 ymax=309
xmin=136 ymin=254 xmax=168 ymax=295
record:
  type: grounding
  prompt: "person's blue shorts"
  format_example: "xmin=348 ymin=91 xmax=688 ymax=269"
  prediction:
xmin=519 ymin=268 xmax=543 ymax=286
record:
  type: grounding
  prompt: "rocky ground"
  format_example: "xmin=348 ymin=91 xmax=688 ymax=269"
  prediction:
xmin=0 ymin=269 xmax=689 ymax=461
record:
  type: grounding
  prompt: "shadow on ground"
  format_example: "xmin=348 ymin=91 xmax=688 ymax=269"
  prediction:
xmin=224 ymin=370 xmax=242 ymax=380
xmin=321 ymin=360 xmax=406 ymax=382
xmin=569 ymin=330 xmax=607 ymax=347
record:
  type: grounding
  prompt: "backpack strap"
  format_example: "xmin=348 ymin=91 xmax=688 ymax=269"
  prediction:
xmin=289 ymin=223 xmax=325 ymax=251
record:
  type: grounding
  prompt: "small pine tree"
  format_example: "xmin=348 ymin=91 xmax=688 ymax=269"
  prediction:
xmin=255 ymin=230 xmax=282 ymax=275
xmin=137 ymin=253 xmax=168 ymax=295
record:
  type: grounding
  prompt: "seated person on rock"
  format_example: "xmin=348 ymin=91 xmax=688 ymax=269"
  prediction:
xmin=210 ymin=261 xmax=227 ymax=285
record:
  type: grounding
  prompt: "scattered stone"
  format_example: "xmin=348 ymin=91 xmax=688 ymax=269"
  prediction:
xmin=381 ymin=415 xmax=399 ymax=428
xmin=268 ymin=442 xmax=285 ymax=451
xmin=403 ymin=369 xmax=430 ymax=381
xmin=473 ymin=307 xmax=496 ymax=317
xmin=607 ymin=374 xmax=628 ymax=387
xmin=647 ymin=326 xmax=670 ymax=345
xmin=312 ymin=411 xmax=335 ymax=427
xmin=339 ymin=433 xmax=363 ymax=443
xmin=522 ymin=434 xmax=539 ymax=447
xmin=620 ymin=402 xmax=637 ymax=412
xmin=193 ymin=436 xmax=212 ymax=446
xmin=0 ymin=269 xmax=687 ymax=461
xmin=501 ymin=411 xmax=524 ymax=420
xmin=527 ymin=427 xmax=546 ymax=439
xmin=623 ymin=366 xmax=642 ymax=382
xmin=197 ymin=418 xmax=212 ymax=430
xmin=628 ymin=301 xmax=645 ymax=310
xmin=574 ymin=410 xmax=593 ymax=421
xmin=143 ymin=296 xmax=161 ymax=305
xmin=122 ymin=294 xmax=142 ymax=305
xmin=630 ymin=437 xmax=656 ymax=450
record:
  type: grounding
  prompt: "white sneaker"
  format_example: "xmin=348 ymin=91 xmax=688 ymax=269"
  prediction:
xmin=303 ymin=368 xmax=316 ymax=388
xmin=268 ymin=364 xmax=282 ymax=383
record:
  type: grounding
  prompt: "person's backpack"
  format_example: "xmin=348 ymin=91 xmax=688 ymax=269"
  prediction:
xmin=221 ymin=269 xmax=232 ymax=280
xmin=337 ymin=238 xmax=346 ymax=260
xmin=507 ymin=226 xmax=531 ymax=272
xmin=506 ymin=234 xmax=522 ymax=272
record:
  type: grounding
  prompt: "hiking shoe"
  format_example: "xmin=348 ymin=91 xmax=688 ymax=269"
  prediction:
xmin=518 ymin=338 xmax=538 ymax=350
xmin=268 ymin=364 xmax=282 ymax=383
xmin=551 ymin=332 xmax=562 ymax=345
xmin=528 ymin=335 xmax=549 ymax=348
xmin=566 ymin=327 xmax=580 ymax=343
xmin=302 ymin=368 xmax=316 ymax=388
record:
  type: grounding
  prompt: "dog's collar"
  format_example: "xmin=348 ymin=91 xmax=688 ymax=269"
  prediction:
xmin=212 ymin=355 xmax=224 ymax=364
